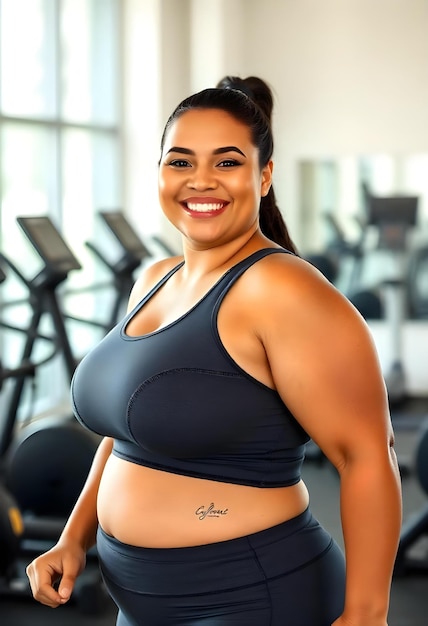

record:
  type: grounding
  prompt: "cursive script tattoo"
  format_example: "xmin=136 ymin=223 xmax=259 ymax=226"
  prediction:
xmin=195 ymin=502 xmax=229 ymax=521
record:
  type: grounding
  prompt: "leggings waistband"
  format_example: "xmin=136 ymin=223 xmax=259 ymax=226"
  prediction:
xmin=97 ymin=508 xmax=335 ymax=596
xmin=99 ymin=507 xmax=312 ymax=562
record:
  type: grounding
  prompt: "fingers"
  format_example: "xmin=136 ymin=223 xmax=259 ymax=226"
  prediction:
xmin=26 ymin=561 xmax=66 ymax=608
xmin=57 ymin=575 xmax=75 ymax=604
xmin=26 ymin=549 xmax=84 ymax=608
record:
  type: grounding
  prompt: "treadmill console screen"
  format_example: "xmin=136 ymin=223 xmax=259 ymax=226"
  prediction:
xmin=17 ymin=216 xmax=82 ymax=272
xmin=100 ymin=211 xmax=149 ymax=259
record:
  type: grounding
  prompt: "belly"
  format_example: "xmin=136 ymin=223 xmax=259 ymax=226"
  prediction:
xmin=97 ymin=454 xmax=310 ymax=547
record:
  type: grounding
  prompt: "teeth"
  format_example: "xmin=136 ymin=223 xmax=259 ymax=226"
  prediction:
xmin=187 ymin=203 xmax=224 ymax=212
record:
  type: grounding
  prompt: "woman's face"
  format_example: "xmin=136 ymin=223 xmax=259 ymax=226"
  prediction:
xmin=158 ymin=108 xmax=272 ymax=249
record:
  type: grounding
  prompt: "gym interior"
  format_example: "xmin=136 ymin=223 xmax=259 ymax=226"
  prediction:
xmin=1 ymin=1 xmax=428 ymax=624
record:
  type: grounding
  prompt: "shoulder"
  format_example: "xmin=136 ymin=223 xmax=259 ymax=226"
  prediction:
xmin=127 ymin=255 xmax=184 ymax=312
xmin=238 ymin=249 xmax=339 ymax=307
xmin=237 ymin=249 xmax=371 ymax=346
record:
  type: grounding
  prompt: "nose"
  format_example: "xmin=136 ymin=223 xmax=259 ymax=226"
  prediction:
xmin=186 ymin=164 xmax=217 ymax=191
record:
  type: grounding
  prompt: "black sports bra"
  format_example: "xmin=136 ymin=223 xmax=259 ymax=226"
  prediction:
xmin=71 ymin=248 xmax=309 ymax=487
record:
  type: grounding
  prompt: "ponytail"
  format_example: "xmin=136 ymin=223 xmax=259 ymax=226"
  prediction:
xmin=260 ymin=188 xmax=298 ymax=254
xmin=216 ymin=75 xmax=298 ymax=254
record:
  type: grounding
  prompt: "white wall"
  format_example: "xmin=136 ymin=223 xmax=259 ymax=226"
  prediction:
xmin=244 ymin=0 xmax=428 ymax=152
xmin=241 ymin=0 xmax=428 ymax=244
xmin=189 ymin=0 xmax=245 ymax=92
xmin=123 ymin=0 xmax=428 ymax=245
xmin=122 ymin=0 xmax=162 ymax=236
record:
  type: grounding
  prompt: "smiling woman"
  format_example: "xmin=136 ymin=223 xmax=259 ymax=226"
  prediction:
xmin=26 ymin=82 xmax=401 ymax=626
xmin=159 ymin=85 xmax=297 ymax=254
xmin=158 ymin=106 xmax=272 ymax=246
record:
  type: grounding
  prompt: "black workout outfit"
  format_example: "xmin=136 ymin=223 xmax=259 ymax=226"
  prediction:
xmin=71 ymin=248 xmax=346 ymax=625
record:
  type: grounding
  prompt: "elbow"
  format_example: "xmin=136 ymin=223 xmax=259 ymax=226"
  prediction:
xmin=334 ymin=437 xmax=400 ymax=481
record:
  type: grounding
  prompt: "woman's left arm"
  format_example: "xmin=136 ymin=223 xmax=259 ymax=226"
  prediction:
xmin=259 ymin=256 xmax=402 ymax=626
xmin=331 ymin=422 xmax=401 ymax=626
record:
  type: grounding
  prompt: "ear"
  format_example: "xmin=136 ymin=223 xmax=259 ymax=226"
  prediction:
xmin=261 ymin=160 xmax=273 ymax=197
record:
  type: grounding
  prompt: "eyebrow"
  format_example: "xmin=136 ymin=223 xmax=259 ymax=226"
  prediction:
xmin=166 ymin=145 xmax=246 ymax=157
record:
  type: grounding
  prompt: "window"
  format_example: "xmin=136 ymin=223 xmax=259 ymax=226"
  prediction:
xmin=0 ymin=0 xmax=122 ymax=417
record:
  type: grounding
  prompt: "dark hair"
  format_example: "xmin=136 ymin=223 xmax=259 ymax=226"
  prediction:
xmin=216 ymin=76 xmax=297 ymax=254
xmin=216 ymin=75 xmax=274 ymax=123
xmin=160 ymin=83 xmax=298 ymax=253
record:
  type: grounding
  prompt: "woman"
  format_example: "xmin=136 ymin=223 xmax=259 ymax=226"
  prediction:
xmin=27 ymin=84 xmax=402 ymax=626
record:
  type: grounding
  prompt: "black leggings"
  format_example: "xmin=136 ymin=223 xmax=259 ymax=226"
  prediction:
xmin=97 ymin=508 xmax=345 ymax=626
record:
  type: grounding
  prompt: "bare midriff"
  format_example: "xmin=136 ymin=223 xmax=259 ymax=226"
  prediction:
xmin=97 ymin=454 xmax=310 ymax=548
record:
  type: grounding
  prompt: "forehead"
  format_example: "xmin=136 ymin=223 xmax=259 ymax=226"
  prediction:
xmin=163 ymin=108 xmax=253 ymax=150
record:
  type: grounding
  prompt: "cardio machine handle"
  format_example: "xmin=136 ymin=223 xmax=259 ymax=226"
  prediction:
xmin=0 ymin=359 xmax=36 ymax=392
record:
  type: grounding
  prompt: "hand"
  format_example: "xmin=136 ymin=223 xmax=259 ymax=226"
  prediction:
xmin=26 ymin=540 xmax=86 ymax=608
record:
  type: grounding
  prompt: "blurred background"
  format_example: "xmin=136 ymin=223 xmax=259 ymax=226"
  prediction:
xmin=1 ymin=1 xmax=428 ymax=623
xmin=0 ymin=0 xmax=427 ymax=409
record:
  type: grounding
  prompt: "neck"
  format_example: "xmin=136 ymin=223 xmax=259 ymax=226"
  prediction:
xmin=180 ymin=229 xmax=271 ymax=280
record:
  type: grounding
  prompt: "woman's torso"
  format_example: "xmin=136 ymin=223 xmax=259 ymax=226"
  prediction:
xmin=74 ymin=248 xmax=310 ymax=547
xmin=97 ymin=459 xmax=309 ymax=547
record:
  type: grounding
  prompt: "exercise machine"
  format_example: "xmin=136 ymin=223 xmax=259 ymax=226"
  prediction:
xmin=0 ymin=220 xmax=106 ymax=612
xmin=0 ymin=356 xmax=34 ymax=594
xmin=389 ymin=233 xmax=428 ymax=563
xmin=305 ymin=211 xmax=384 ymax=321
xmin=0 ymin=216 xmax=100 ymax=520
xmin=364 ymin=189 xmax=419 ymax=406
xmin=83 ymin=210 xmax=151 ymax=330
xmin=0 ymin=483 xmax=23 ymax=586
xmin=0 ymin=355 xmax=104 ymax=612
xmin=394 ymin=417 xmax=428 ymax=576
xmin=407 ymin=244 xmax=428 ymax=319
xmin=151 ymin=233 xmax=178 ymax=257
xmin=0 ymin=265 xmax=26 ymax=586
xmin=100 ymin=210 xmax=151 ymax=263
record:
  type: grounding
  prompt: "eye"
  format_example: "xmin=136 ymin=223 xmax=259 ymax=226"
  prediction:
xmin=217 ymin=159 xmax=242 ymax=168
xmin=168 ymin=159 xmax=192 ymax=168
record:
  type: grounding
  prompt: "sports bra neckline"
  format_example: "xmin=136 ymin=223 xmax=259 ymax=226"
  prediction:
xmin=121 ymin=247 xmax=285 ymax=341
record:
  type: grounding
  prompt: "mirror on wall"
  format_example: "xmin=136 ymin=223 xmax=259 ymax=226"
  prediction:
xmin=298 ymin=154 xmax=428 ymax=295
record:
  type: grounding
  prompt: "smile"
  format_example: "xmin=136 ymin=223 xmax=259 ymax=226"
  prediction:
xmin=186 ymin=202 xmax=226 ymax=213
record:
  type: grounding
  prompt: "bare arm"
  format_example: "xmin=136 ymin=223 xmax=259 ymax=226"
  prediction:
xmin=258 ymin=256 xmax=402 ymax=626
xmin=26 ymin=437 xmax=113 ymax=607
xmin=334 ymin=437 xmax=401 ymax=625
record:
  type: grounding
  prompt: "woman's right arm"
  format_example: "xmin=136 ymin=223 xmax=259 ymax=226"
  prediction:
xmin=26 ymin=436 xmax=113 ymax=608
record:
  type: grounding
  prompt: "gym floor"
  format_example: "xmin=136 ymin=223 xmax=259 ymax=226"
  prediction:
xmin=1 ymin=399 xmax=427 ymax=626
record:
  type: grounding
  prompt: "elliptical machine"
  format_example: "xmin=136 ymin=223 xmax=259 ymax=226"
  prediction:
xmin=0 ymin=217 xmax=107 ymax=612
xmin=0 ymin=216 xmax=101 ymax=521
xmin=82 ymin=210 xmax=152 ymax=331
